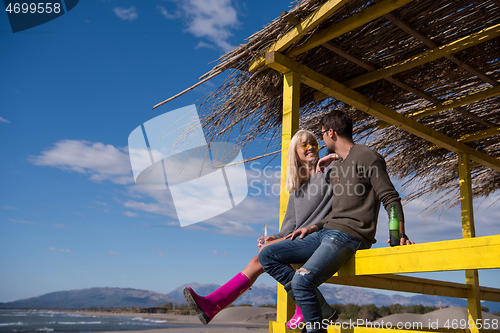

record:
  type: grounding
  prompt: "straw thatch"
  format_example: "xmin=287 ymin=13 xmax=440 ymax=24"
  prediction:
xmin=159 ymin=0 xmax=500 ymax=209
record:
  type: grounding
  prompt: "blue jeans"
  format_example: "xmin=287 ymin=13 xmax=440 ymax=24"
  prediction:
xmin=259 ymin=229 xmax=366 ymax=326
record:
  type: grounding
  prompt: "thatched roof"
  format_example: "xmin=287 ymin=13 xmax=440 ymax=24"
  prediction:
xmin=156 ymin=0 xmax=500 ymax=209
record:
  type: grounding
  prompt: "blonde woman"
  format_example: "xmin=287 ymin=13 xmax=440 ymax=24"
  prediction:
xmin=184 ymin=130 xmax=337 ymax=327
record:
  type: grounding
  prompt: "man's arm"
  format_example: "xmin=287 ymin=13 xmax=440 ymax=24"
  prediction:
xmin=369 ymin=154 xmax=413 ymax=245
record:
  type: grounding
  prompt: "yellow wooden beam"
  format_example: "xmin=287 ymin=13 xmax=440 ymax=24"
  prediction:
xmin=287 ymin=0 xmax=414 ymax=59
xmin=276 ymin=71 xmax=300 ymax=332
xmin=458 ymin=153 xmax=482 ymax=333
xmin=342 ymin=23 xmax=500 ymax=89
xmin=264 ymin=51 xmax=500 ymax=172
xmin=429 ymin=126 xmax=500 ymax=151
xmin=325 ymin=274 xmax=500 ymax=302
xmin=279 ymin=71 xmax=300 ymax=228
xmin=333 ymin=234 xmax=500 ymax=275
xmin=248 ymin=0 xmax=351 ymax=73
xmin=459 ymin=153 xmax=475 ymax=240
xmin=459 ymin=126 xmax=500 ymax=143
xmin=405 ymin=85 xmax=500 ymax=119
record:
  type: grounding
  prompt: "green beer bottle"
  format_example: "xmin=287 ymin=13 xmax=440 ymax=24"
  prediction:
xmin=389 ymin=205 xmax=400 ymax=247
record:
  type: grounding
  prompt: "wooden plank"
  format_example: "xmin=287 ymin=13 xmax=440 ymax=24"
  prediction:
xmin=286 ymin=0 xmax=414 ymax=59
xmin=342 ymin=23 xmax=500 ymax=89
xmin=405 ymin=85 xmax=500 ymax=119
xmin=460 ymin=127 xmax=500 ymax=143
xmin=458 ymin=154 xmax=482 ymax=333
xmin=335 ymin=235 xmax=500 ymax=275
xmin=384 ymin=12 xmax=499 ymax=87
xmin=264 ymin=51 xmax=500 ymax=172
xmin=326 ymin=274 xmax=500 ymax=302
xmin=327 ymin=274 xmax=467 ymax=298
xmin=318 ymin=43 xmax=496 ymax=129
xmin=319 ymin=42 xmax=441 ymax=104
xmin=429 ymin=126 xmax=500 ymax=151
xmin=248 ymin=0 xmax=351 ymax=73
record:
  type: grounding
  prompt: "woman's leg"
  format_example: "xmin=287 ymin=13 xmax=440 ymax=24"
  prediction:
xmin=241 ymin=255 xmax=265 ymax=285
xmin=184 ymin=255 xmax=263 ymax=325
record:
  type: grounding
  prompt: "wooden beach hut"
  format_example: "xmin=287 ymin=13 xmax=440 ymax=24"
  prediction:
xmin=156 ymin=0 xmax=500 ymax=331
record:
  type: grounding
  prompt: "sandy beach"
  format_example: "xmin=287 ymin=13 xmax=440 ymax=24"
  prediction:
xmin=67 ymin=307 xmax=275 ymax=333
xmin=67 ymin=306 xmax=500 ymax=333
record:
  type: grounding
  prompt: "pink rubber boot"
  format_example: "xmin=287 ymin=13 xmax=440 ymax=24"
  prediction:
xmin=286 ymin=305 xmax=304 ymax=329
xmin=183 ymin=272 xmax=251 ymax=325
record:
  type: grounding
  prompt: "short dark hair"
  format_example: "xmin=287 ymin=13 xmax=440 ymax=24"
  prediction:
xmin=319 ymin=110 xmax=353 ymax=139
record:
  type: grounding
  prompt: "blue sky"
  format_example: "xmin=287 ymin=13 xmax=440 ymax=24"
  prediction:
xmin=1 ymin=0 xmax=499 ymax=303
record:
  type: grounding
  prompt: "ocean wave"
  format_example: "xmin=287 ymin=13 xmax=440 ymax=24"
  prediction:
xmin=0 ymin=322 xmax=25 ymax=326
xmin=35 ymin=328 xmax=54 ymax=332
xmin=58 ymin=321 xmax=102 ymax=325
xmin=131 ymin=317 xmax=167 ymax=323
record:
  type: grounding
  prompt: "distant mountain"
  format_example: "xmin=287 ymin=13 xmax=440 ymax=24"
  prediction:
xmin=0 ymin=287 xmax=184 ymax=309
xmin=2 ymin=284 xmax=499 ymax=313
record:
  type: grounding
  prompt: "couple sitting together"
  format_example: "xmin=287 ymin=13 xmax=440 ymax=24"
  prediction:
xmin=184 ymin=110 xmax=413 ymax=333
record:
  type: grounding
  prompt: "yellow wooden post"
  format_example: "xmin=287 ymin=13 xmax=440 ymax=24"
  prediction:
xmin=458 ymin=153 xmax=482 ymax=333
xmin=274 ymin=71 xmax=300 ymax=333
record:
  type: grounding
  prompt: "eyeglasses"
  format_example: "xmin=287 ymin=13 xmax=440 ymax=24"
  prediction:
xmin=317 ymin=129 xmax=329 ymax=139
xmin=300 ymin=141 xmax=319 ymax=151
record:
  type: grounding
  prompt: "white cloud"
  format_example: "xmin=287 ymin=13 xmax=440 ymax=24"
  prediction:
xmin=29 ymin=140 xmax=134 ymax=185
xmin=173 ymin=0 xmax=240 ymax=52
xmin=123 ymin=199 xmax=173 ymax=216
xmin=0 ymin=116 xmax=10 ymax=123
xmin=8 ymin=218 xmax=35 ymax=225
xmin=206 ymin=220 xmax=257 ymax=237
xmin=3 ymin=205 xmax=20 ymax=210
xmin=157 ymin=5 xmax=177 ymax=19
xmin=210 ymin=249 xmax=227 ymax=256
xmin=48 ymin=247 xmax=72 ymax=253
xmin=152 ymin=251 xmax=167 ymax=257
xmin=108 ymin=250 xmax=119 ymax=256
xmin=123 ymin=211 xmax=139 ymax=217
xmin=113 ymin=6 xmax=138 ymax=21
xmin=195 ymin=41 xmax=216 ymax=50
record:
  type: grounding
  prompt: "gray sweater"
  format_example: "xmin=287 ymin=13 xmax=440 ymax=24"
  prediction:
xmin=315 ymin=145 xmax=404 ymax=246
xmin=272 ymin=165 xmax=334 ymax=239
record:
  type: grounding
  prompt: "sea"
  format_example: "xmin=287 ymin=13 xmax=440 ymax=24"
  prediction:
xmin=0 ymin=309 xmax=195 ymax=333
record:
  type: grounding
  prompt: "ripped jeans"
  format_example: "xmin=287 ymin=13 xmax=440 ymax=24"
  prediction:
xmin=259 ymin=229 xmax=367 ymax=326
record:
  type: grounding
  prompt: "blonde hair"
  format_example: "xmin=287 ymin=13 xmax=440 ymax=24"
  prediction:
xmin=285 ymin=130 xmax=319 ymax=192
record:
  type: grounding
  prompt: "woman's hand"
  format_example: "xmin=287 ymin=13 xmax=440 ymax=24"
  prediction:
xmin=257 ymin=236 xmax=275 ymax=248
xmin=285 ymin=225 xmax=318 ymax=240
xmin=316 ymin=153 xmax=339 ymax=173
xmin=258 ymin=236 xmax=284 ymax=253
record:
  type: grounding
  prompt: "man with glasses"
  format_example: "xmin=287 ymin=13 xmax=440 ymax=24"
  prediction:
xmin=259 ymin=110 xmax=413 ymax=333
